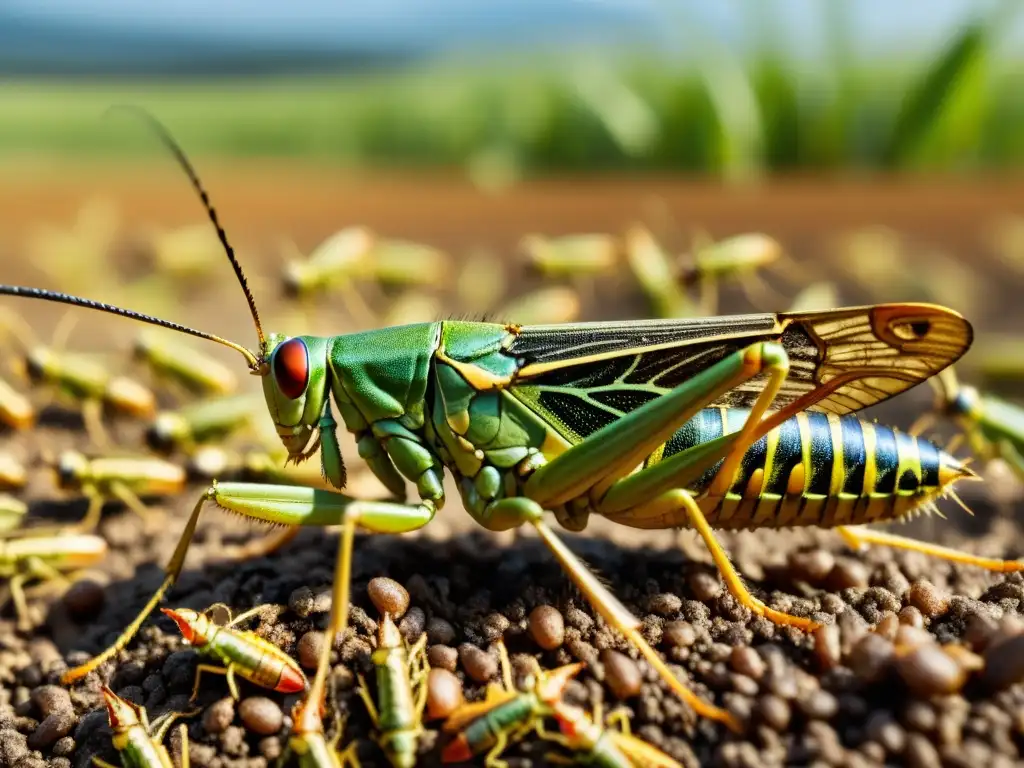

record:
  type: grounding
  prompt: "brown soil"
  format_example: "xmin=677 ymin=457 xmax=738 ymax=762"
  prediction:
xmin=1 ymin=165 xmax=1024 ymax=768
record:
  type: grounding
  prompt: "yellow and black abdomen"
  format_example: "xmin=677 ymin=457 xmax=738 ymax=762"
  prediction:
xmin=656 ymin=407 xmax=971 ymax=531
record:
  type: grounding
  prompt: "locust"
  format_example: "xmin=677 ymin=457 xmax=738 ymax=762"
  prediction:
xmin=441 ymin=642 xmax=583 ymax=767
xmin=0 ymin=110 xmax=1002 ymax=733
xmin=912 ymin=367 xmax=1024 ymax=482
xmin=0 ymin=532 xmax=107 ymax=631
xmin=0 ymin=308 xmax=155 ymax=447
xmin=134 ymin=329 xmax=238 ymax=397
xmin=145 ymin=393 xmax=266 ymax=455
xmin=541 ymin=701 xmax=681 ymax=768
xmin=92 ymin=686 xmax=196 ymax=768
xmin=40 ymin=450 xmax=187 ymax=533
xmin=354 ymin=612 xmax=429 ymax=768
xmin=161 ymin=603 xmax=308 ymax=701
xmin=519 ymin=234 xmax=619 ymax=279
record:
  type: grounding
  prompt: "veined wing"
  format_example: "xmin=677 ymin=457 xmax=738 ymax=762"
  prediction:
xmin=507 ymin=303 xmax=971 ymax=443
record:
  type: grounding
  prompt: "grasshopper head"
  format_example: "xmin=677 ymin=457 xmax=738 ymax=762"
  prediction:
xmin=161 ymin=607 xmax=211 ymax=647
xmin=261 ymin=333 xmax=331 ymax=461
xmin=100 ymin=686 xmax=143 ymax=735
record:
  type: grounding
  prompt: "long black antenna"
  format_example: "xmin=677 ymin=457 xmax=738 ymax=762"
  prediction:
xmin=0 ymin=286 xmax=259 ymax=367
xmin=107 ymin=105 xmax=267 ymax=351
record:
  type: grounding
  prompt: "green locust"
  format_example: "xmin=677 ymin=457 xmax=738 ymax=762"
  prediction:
xmin=134 ymin=328 xmax=238 ymax=397
xmin=161 ymin=603 xmax=308 ymax=701
xmin=0 ymin=111 xmax=997 ymax=735
xmin=542 ymin=701 xmax=681 ymax=768
xmin=145 ymin=393 xmax=266 ymax=455
xmin=92 ymin=686 xmax=195 ymax=768
xmin=913 ymin=367 xmax=1024 ymax=481
xmin=0 ymin=532 xmax=107 ymax=631
xmin=441 ymin=642 xmax=583 ymax=766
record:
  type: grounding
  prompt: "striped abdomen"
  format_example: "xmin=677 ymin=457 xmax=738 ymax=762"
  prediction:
xmin=440 ymin=694 xmax=539 ymax=763
xmin=638 ymin=407 xmax=972 ymax=531
xmin=205 ymin=626 xmax=308 ymax=693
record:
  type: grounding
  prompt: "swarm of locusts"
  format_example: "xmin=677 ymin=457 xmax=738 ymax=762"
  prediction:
xmin=3 ymin=109 xmax=1024 ymax=768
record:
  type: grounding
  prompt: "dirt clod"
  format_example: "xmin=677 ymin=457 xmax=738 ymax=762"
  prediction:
xmin=202 ymin=698 xmax=236 ymax=735
xmin=909 ymin=580 xmax=950 ymax=618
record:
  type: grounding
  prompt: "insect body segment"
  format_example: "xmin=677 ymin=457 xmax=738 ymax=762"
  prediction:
xmin=161 ymin=605 xmax=308 ymax=701
xmin=355 ymin=613 xmax=429 ymax=768
xmin=94 ymin=686 xmax=195 ymax=768
xmin=0 ymin=375 xmax=35 ymax=430
xmin=146 ymin=393 xmax=266 ymax=454
xmin=134 ymin=330 xmax=238 ymax=396
xmin=613 ymin=407 xmax=974 ymax=532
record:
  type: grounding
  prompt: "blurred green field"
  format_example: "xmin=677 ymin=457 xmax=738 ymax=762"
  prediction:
xmin=1 ymin=7 xmax=1022 ymax=181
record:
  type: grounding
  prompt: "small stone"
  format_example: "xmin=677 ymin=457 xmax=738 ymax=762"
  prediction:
xmin=297 ymin=631 xmax=325 ymax=671
xmin=874 ymin=612 xmax=899 ymax=640
xmin=663 ymin=621 xmax=697 ymax=648
xmin=459 ymin=645 xmax=498 ymax=683
xmin=239 ymin=697 xmax=283 ymax=736
xmin=849 ymin=634 xmax=895 ymax=683
xmin=0 ymin=729 xmax=28 ymax=767
xmin=788 ymin=550 xmax=835 ymax=584
xmin=963 ymin=613 xmax=1000 ymax=652
xmin=814 ymin=624 xmax=841 ymax=670
xmin=202 ymin=698 xmax=235 ymax=734
xmin=827 ymin=559 xmax=870 ymax=590
xmin=61 ymin=580 xmax=105 ymax=622
xmin=689 ymin=571 xmax=723 ymax=601
xmin=368 ymin=577 xmax=410 ymax=618
xmin=426 ymin=668 xmax=464 ymax=721
xmin=602 ymin=650 xmax=642 ymax=699
xmin=908 ymin=580 xmax=950 ymax=618
xmin=906 ymin=732 xmax=941 ymax=768
xmin=51 ymin=737 xmax=74 ymax=757
xmin=757 ymin=694 xmax=791 ymax=731
xmin=729 ymin=647 xmax=766 ymax=680
xmin=798 ymin=690 xmax=838 ymax=720
xmin=528 ymin=606 xmax=565 ymax=651
xmin=258 ymin=736 xmax=283 ymax=760
xmin=895 ymin=646 xmax=967 ymax=698
xmin=399 ymin=607 xmax=427 ymax=642
xmin=647 ymin=593 xmax=682 ymax=616
xmin=27 ymin=712 xmax=75 ymax=750
xmin=427 ymin=645 xmax=458 ymax=672
xmin=899 ymin=606 xmax=925 ymax=629
xmin=866 ymin=712 xmax=906 ymax=754
xmin=981 ymin=633 xmax=1024 ymax=691
xmin=426 ymin=618 xmax=456 ymax=645
xmin=895 ymin=625 xmax=934 ymax=651
xmin=30 ymin=686 xmax=71 ymax=717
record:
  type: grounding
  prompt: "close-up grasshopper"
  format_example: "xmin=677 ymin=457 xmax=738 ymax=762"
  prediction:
xmin=0 ymin=113 xmax=1011 ymax=739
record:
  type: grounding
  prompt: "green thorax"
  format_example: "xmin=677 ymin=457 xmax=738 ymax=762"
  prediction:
xmin=374 ymin=646 xmax=417 ymax=734
xmin=462 ymin=692 xmax=542 ymax=754
xmin=117 ymin=727 xmax=174 ymax=768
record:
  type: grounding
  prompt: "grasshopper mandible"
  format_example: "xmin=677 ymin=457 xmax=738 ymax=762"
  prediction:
xmin=0 ymin=109 xmax=1004 ymax=734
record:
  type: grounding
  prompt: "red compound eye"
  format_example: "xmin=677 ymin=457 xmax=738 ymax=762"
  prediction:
xmin=273 ymin=338 xmax=309 ymax=399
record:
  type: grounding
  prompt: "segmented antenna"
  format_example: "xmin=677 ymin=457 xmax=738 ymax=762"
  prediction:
xmin=0 ymin=286 xmax=259 ymax=368
xmin=107 ymin=105 xmax=267 ymax=351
